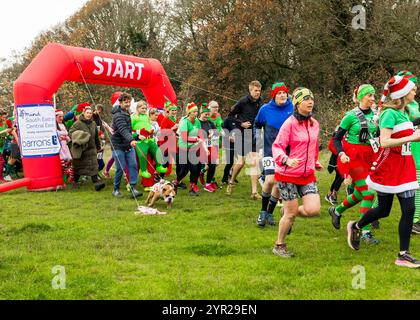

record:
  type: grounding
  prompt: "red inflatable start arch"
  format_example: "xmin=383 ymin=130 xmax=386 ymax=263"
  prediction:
xmin=0 ymin=43 xmax=177 ymax=193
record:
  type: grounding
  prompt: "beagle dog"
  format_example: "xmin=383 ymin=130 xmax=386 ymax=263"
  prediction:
xmin=145 ymin=180 xmax=177 ymax=209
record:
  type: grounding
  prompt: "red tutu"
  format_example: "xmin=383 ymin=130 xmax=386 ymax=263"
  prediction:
xmin=337 ymin=143 xmax=376 ymax=181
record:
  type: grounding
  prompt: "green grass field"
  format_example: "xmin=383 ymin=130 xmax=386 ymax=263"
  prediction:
xmin=0 ymin=152 xmax=418 ymax=300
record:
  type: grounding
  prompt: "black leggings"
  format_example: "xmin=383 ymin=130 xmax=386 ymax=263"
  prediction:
xmin=357 ymin=193 xmax=415 ymax=251
xmin=330 ymin=169 xmax=344 ymax=192
xmin=222 ymin=148 xmax=235 ymax=182
xmin=176 ymin=149 xmax=200 ymax=184
xmin=177 ymin=163 xmax=200 ymax=184
xmin=206 ymin=164 xmax=217 ymax=184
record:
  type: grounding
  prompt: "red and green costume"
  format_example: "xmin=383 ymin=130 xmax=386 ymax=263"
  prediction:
xmin=131 ymin=113 xmax=167 ymax=179
xmin=367 ymin=108 xmax=418 ymax=193
xmin=335 ymin=86 xmax=378 ymax=233
xmin=160 ymin=114 xmax=179 ymax=176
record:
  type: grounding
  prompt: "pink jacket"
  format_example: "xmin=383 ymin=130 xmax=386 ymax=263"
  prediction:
xmin=272 ymin=115 xmax=321 ymax=179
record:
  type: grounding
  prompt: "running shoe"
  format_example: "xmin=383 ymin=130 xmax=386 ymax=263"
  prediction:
xmin=94 ymin=182 xmax=106 ymax=192
xmin=204 ymin=183 xmax=216 ymax=193
xmin=112 ymin=190 xmax=123 ymax=198
xmin=257 ymin=211 xmax=267 ymax=227
xmin=272 ymin=244 xmax=294 ymax=258
xmin=325 ymin=192 xmax=338 ymax=206
xmin=3 ymin=175 xmax=12 ymax=182
xmin=211 ymin=182 xmax=220 ymax=190
xmin=411 ymin=222 xmax=420 ymax=235
xmin=130 ymin=188 xmax=142 ymax=199
xmin=347 ymin=221 xmax=362 ymax=251
xmin=328 ymin=207 xmax=341 ymax=230
xmin=265 ymin=213 xmax=276 ymax=226
xmin=178 ymin=182 xmax=187 ymax=190
xmin=189 ymin=183 xmax=199 ymax=197
xmin=395 ymin=252 xmax=420 ymax=268
xmin=361 ymin=232 xmax=379 ymax=245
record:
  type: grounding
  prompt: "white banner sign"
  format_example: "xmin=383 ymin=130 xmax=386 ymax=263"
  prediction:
xmin=17 ymin=105 xmax=60 ymax=157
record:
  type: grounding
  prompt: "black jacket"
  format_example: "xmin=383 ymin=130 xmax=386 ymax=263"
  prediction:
xmin=228 ymin=95 xmax=263 ymax=128
xmin=111 ymin=105 xmax=134 ymax=151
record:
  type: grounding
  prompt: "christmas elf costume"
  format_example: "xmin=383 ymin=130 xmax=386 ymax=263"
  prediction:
xmin=131 ymin=113 xmax=167 ymax=179
xmin=398 ymin=70 xmax=420 ymax=224
xmin=335 ymin=85 xmax=378 ymax=233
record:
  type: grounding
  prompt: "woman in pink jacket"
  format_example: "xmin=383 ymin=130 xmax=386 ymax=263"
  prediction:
xmin=272 ymin=88 xmax=324 ymax=258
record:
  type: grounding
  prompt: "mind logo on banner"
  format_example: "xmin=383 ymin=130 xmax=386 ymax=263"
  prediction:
xmin=17 ymin=105 xmax=61 ymax=158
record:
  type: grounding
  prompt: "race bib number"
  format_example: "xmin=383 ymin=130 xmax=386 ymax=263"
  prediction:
xmin=206 ymin=139 xmax=213 ymax=147
xmin=97 ymin=152 xmax=104 ymax=160
xmin=369 ymin=138 xmax=380 ymax=153
xmin=402 ymin=142 xmax=411 ymax=156
xmin=262 ymin=157 xmax=275 ymax=171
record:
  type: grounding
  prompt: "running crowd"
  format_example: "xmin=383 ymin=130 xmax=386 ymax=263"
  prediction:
xmin=0 ymin=71 xmax=419 ymax=269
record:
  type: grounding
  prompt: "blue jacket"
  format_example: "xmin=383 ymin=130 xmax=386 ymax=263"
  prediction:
xmin=254 ymin=98 xmax=293 ymax=157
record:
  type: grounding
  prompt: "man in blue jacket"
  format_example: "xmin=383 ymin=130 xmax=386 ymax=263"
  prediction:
xmin=255 ymin=82 xmax=293 ymax=227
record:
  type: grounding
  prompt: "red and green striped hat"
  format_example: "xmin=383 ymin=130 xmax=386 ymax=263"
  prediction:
xmin=271 ymin=82 xmax=289 ymax=98
xmin=186 ymin=102 xmax=198 ymax=114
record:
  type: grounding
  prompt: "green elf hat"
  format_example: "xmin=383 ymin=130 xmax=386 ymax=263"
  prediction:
xmin=397 ymin=70 xmax=418 ymax=84
xmin=271 ymin=82 xmax=289 ymax=98
xmin=169 ymin=104 xmax=178 ymax=111
xmin=186 ymin=102 xmax=198 ymax=114
xmin=201 ymin=103 xmax=211 ymax=113
xmin=164 ymin=101 xmax=172 ymax=109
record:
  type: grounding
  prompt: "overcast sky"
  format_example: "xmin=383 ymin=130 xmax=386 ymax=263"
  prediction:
xmin=0 ymin=0 xmax=88 ymax=70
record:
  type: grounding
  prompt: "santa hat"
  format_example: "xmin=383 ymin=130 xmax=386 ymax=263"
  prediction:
xmin=111 ymin=91 xmax=123 ymax=107
xmin=397 ymin=70 xmax=418 ymax=85
xmin=55 ymin=109 xmax=64 ymax=116
xmin=75 ymin=102 xmax=90 ymax=115
xmin=379 ymin=76 xmax=416 ymax=108
xmin=186 ymin=102 xmax=198 ymax=114
xmin=271 ymin=82 xmax=289 ymax=98
xmin=352 ymin=84 xmax=375 ymax=103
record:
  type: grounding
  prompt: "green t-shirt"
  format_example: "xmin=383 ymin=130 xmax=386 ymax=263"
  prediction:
xmin=379 ymin=108 xmax=411 ymax=129
xmin=339 ymin=108 xmax=377 ymax=145
xmin=178 ymin=117 xmax=201 ymax=149
xmin=408 ymin=100 xmax=420 ymax=168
